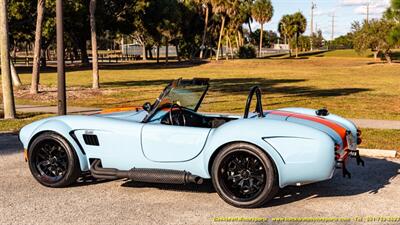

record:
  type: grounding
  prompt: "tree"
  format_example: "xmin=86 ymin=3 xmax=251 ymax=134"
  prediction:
xmin=195 ymin=0 xmax=211 ymax=59
xmin=31 ymin=0 xmax=45 ymax=94
xmin=251 ymin=0 xmax=273 ymax=57
xmin=278 ymin=12 xmax=306 ymax=58
xmin=10 ymin=60 xmax=22 ymax=87
xmin=292 ymin=12 xmax=307 ymax=58
xmin=90 ymin=0 xmax=99 ymax=89
xmin=278 ymin=14 xmax=294 ymax=55
xmin=250 ymin=29 xmax=278 ymax=48
xmin=353 ymin=19 xmax=395 ymax=63
xmin=392 ymin=0 xmax=400 ymax=9
xmin=211 ymin=0 xmax=230 ymax=60
xmin=0 ymin=0 xmax=17 ymax=119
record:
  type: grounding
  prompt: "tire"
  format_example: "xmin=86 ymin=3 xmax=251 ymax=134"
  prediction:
xmin=28 ymin=132 xmax=81 ymax=187
xmin=211 ymin=142 xmax=278 ymax=208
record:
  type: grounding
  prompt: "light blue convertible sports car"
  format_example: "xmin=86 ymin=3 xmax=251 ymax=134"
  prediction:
xmin=19 ymin=78 xmax=364 ymax=208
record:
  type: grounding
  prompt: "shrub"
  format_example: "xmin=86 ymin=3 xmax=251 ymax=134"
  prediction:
xmin=237 ymin=45 xmax=257 ymax=59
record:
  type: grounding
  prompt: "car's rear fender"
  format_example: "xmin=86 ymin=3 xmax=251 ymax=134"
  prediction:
xmin=202 ymin=118 xmax=336 ymax=188
xmin=19 ymin=118 xmax=89 ymax=171
xmin=279 ymin=107 xmax=358 ymax=139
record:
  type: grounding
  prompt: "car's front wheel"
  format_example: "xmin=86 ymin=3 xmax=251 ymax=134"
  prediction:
xmin=211 ymin=143 xmax=278 ymax=208
xmin=28 ymin=132 xmax=80 ymax=187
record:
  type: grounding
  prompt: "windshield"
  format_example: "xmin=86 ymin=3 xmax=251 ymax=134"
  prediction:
xmin=142 ymin=78 xmax=209 ymax=123
xmin=162 ymin=79 xmax=209 ymax=110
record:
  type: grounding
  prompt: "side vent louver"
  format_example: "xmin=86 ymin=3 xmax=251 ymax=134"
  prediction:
xmin=83 ymin=134 xmax=99 ymax=146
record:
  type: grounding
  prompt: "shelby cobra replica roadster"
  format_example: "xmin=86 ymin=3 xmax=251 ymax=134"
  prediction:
xmin=19 ymin=78 xmax=364 ymax=208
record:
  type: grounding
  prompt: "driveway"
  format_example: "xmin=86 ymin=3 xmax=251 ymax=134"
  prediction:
xmin=0 ymin=134 xmax=399 ymax=225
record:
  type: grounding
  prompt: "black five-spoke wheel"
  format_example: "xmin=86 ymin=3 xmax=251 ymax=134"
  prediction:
xmin=28 ymin=132 xmax=80 ymax=187
xmin=34 ymin=139 xmax=68 ymax=182
xmin=212 ymin=143 xmax=278 ymax=208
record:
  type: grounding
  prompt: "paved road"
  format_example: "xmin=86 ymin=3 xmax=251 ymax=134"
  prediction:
xmin=1 ymin=134 xmax=399 ymax=225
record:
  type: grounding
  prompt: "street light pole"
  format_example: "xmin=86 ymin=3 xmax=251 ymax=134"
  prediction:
xmin=56 ymin=0 xmax=66 ymax=115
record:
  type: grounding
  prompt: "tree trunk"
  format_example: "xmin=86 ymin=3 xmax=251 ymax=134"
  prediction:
xmin=238 ymin=31 xmax=243 ymax=46
xmin=373 ymin=51 xmax=379 ymax=61
xmin=80 ymin=41 xmax=89 ymax=64
xmin=247 ymin=19 xmax=252 ymax=35
xmin=90 ymin=0 xmax=99 ymax=89
xmin=227 ymin=36 xmax=233 ymax=59
xmin=148 ymin=47 xmax=153 ymax=59
xmin=156 ymin=45 xmax=160 ymax=63
xmin=10 ymin=60 xmax=22 ymax=87
xmin=235 ymin=34 xmax=239 ymax=49
xmin=216 ymin=16 xmax=225 ymax=61
xmin=142 ymin=44 xmax=147 ymax=61
xmin=40 ymin=47 xmax=46 ymax=67
xmin=295 ymin=34 xmax=299 ymax=58
xmin=31 ymin=0 xmax=45 ymax=94
xmin=165 ymin=39 xmax=169 ymax=64
xmin=384 ymin=50 xmax=392 ymax=64
xmin=199 ymin=5 xmax=209 ymax=59
xmin=176 ymin=45 xmax=181 ymax=62
xmin=225 ymin=35 xmax=229 ymax=60
xmin=0 ymin=0 xmax=16 ymax=119
xmin=259 ymin=23 xmax=263 ymax=58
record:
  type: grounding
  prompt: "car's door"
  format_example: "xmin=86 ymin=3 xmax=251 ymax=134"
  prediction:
xmin=141 ymin=124 xmax=211 ymax=162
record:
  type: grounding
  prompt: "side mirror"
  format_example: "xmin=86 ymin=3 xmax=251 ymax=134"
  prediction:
xmin=142 ymin=102 xmax=152 ymax=112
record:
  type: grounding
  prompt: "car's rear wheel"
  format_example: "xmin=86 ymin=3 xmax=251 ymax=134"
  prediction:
xmin=28 ymin=132 xmax=80 ymax=187
xmin=211 ymin=143 xmax=278 ymax=208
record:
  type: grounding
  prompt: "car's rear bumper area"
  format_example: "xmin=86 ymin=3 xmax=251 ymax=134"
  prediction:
xmin=336 ymin=149 xmax=365 ymax=178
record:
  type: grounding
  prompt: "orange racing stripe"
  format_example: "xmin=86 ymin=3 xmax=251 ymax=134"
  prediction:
xmin=269 ymin=110 xmax=348 ymax=148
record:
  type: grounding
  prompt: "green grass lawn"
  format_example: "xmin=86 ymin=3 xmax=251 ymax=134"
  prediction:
xmin=1 ymin=50 xmax=399 ymax=151
xmin=4 ymin=53 xmax=399 ymax=120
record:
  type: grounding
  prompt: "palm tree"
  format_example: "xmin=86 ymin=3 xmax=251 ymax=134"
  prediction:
xmin=90 ymin=0 xmax=99 ymax=89
xmin=211 ymin=0 xmax=230 ymax=60
xmin=252 ymin=0 xmax=273 ymax=57
xmin=31 ymin=0 xmax=45 ymax=94
xmin=0 ymin=0 xmax=16 ymax=119
xmin=292 ymin=12 xmax=307 ymax=58
xmin=195 ymin=0 xmax=211 ymax=59
xmin=278 ymin=14 xmax=294 ymax=55
xmin=278 ymin=13 xmax=307 ymax=58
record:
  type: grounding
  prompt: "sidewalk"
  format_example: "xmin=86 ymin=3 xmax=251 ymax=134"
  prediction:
xmin=1 ymin=104 xmax=101 ymax=115
xmin=1 ymin=104 xmax=400 ymax=129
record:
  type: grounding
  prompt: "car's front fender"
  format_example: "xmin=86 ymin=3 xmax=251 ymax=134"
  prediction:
xmin=19 ymin=117 xmax=89 ymax=171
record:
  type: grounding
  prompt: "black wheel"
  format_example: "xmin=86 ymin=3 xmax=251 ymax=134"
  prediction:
xmin=211 ymin=143 xmax=278 ymax=208
xmin=28 ymin=132 xmax=81 ymax=187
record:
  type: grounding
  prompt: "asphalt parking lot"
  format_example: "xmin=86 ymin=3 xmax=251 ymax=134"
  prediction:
xmin=1 ymin=134 xmax=399 ymax=225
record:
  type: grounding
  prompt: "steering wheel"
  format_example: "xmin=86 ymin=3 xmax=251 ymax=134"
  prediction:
xmin=243 ymin=86 xmax=264 ymax=118
xmin=169 ymin=103 xmax=186 ymax=126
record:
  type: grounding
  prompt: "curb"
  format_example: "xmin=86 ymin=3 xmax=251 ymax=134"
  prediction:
xmin=358 ymin=148 xmax=398 ymax=158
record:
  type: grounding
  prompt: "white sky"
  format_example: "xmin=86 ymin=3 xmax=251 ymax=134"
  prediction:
xmin=250 ymin=0 xmax=391 ymax=40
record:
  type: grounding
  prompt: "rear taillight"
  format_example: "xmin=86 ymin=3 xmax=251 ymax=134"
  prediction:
xmin=335 ymin=143 xmax=340 ymax=151
xmin=357 ymin=129 xmax=362 ymax=144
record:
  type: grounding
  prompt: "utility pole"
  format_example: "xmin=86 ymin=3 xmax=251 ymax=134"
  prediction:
xmin=310 ymin=1 xmax=316 ymax=51
xmin=56 ymin=0 xmax=66 ymax=115
xmin=366 ymin=3 xmax=370 ymax=22
xmin=331 ymin=13 xmax=335 ymax=41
